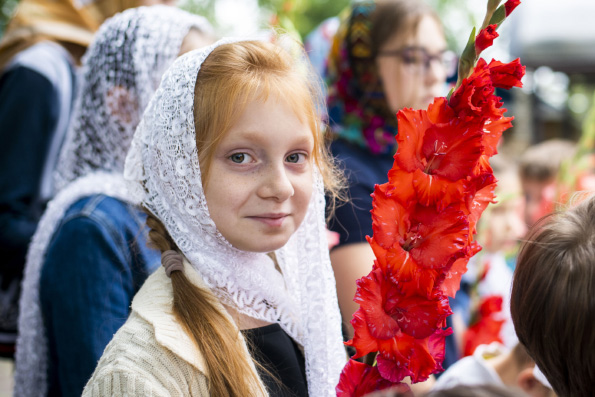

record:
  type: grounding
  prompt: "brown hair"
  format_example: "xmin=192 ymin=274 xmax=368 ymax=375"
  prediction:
xmin=370 ymin=0 xmax=442 ymax=57
xmin=510 ymin=192 xmax=595 ymax=396
xmin=145 ymin=40 xmax=345 ymax=396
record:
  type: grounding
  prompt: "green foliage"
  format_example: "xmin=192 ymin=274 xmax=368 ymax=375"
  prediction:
xmin=179 ymin=0 xmax=218 ymax=29
xmin=258 ymin=0 xmax=349 ymax=39
xmin=1 ymin=0 xmax=19 ymax=37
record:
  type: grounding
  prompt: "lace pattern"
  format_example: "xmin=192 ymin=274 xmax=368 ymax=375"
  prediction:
xmin=124 ymin=38 xmax=346 ymax=395
xmin=14 ymin=173 xmax=132 ymax=397
xmin=53 ymin=5 xmax=213 ymax=192
xmin=14 ymin=7 xmax=214 ymax=397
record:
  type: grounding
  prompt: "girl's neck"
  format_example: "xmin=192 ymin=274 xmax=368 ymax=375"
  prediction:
xmin=223 ymin=303 xmax=273 ymax=330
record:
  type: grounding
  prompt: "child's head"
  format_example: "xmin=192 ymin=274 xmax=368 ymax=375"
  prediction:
xmin=511 ymin=192 xmax=595 ymax=396
xmin=192 ymin=40 xmax=342 ymax=251
xmin=325 ymin=0 xmax=451 ymax=153
xmin=518 ymin=139 xmax=577 ymax=227
xmin=371 ymin=0 xmax=450 ymax=113
xmin=53 ymin=5 xmax=213 ymax=190
xmin=479 ymin=158 xmax=526 ymax=253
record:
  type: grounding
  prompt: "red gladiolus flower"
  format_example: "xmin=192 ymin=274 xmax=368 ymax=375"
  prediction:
xmin=376 ymin=327 xmax=453 ymax=383
xmin=505 ymin=0 xmax=521 ymax=16
xmin=475 ymin=25 xmax=498 ymax=54
xmin=449 ymin=59 xmax=503 ymax=123
xmin=336 ymin=360 xmax=411 ymax=397
xmin=463 ymin=295 xmax=504 ymax=356
xmin=438 ymin=255 xmax=471 ymax=298
xmin=369 ymin=186 xmax=470 ymax=296
xmin=391 ymin=99 xmax=485 ymax=207
xmin=337 ymin=3 xmax=526 ymax=390
xmin=353 ymin=268 xmax=452 ymax=341
xmin=488 ymin=58 xmax=525 ymax=89
xmin=479 ymin=295 xmax=503 ymax=317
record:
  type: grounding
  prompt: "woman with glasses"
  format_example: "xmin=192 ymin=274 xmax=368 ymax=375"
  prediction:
xmin=324 ymin=0 xmax=461 ymax=379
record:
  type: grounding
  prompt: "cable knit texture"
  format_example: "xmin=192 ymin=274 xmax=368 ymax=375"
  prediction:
xmin=83 ymin=261 xmax=267 ymax=396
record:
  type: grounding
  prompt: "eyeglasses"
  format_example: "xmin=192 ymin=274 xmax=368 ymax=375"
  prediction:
xmin=378 ymin=46 xmax=458 ymax=77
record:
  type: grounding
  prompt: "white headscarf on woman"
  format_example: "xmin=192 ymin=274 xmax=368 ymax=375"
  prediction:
xmin=123 ymin=38 xmax=347 ymax=396
xmin=14 ymin=7 xmax=213 ymax=397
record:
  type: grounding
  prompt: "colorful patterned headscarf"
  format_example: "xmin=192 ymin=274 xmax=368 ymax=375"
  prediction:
xmin=326 ymin=1 xmax=397 ymax=154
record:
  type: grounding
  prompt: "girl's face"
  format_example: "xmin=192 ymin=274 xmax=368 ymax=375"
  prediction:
xmin=204 ymin=95 xmax=314 ymax=253
xmin=376 ymin=15 xmax=449 ymax=112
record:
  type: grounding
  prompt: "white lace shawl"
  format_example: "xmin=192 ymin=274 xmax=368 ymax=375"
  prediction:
xmin=52 ymin=5 xmax=213 ymax=192
xmin=13 ymin=173 xmax=132 ymax=397
xmin=14 ymin=7 xmax=213 ymax=397
xmin=123 ymin=38 xmax=347 ymax=396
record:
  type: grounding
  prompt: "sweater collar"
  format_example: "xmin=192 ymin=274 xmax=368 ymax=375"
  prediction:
xmin=131 ymin=260 xmax=218 ymax=374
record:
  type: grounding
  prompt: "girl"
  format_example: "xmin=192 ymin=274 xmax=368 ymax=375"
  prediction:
xmin=14 ymin=6 xmax=213 ymax=397
xmin=83 ymin=39 xmax=346 ymax=396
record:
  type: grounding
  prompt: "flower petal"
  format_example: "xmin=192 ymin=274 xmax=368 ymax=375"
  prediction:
xmin=354 ymin=270 xmax=401 ymax=340
xmin=336 ymin=360 xmax=402 ymax=397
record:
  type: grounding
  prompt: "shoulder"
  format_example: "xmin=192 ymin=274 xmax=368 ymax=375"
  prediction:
xmin=83 ymin=312 xmax=209 ymax=397
xmin=4 ymin=41 xmax=74 ymax=87
xmin=432 ymin=354 xmax=500 ymax=390
xmin=61 ymin=194 xmax=145 ymax=235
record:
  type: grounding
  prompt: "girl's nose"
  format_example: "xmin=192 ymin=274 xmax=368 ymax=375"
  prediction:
xmin=257 ymin=164 xmax=294 ymax=201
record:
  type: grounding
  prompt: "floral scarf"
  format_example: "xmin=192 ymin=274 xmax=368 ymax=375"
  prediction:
xmin=326 ymin=1 xmax=397 ymax=155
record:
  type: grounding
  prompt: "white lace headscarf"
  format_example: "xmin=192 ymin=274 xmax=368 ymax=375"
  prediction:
xmin=124 ymin=38 xmax=346 ymax=396
xmin=53 ymin=5 xmax=213 ymax=192
xmin=14 ymin=7 xmax=213 ymax=397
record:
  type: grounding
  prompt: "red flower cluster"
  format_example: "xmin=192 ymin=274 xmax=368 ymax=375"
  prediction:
xmin=336 ymin=9 xmax=525 ymax=394
xmin=463 ymin=295 xmax=505 ymax=357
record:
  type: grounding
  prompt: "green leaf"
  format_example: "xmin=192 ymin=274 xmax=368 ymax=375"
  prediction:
xmin=454 ymin=27 xmax=477 ymax=89
xmin=488 ymin=5 xmax=506 ymax=27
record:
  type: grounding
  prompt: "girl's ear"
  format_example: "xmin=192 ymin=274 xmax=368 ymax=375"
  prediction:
xmin=516 ymin=367 xmax=553 ymax=397
xmin=105 ymin=86 xmax=139 ymax=126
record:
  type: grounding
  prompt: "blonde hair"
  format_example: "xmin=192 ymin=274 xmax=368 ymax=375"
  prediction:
xmin=146 ymin=40 xmax=344 ymax=396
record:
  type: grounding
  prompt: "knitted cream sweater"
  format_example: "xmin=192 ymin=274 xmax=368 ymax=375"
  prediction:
xmin=82 ymin=261 xmax=268 ymax=396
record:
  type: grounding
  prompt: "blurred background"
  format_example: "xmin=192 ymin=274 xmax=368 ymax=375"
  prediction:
xmin=1 ymin=1 xmax=593 ymax=395
xmin=2 ymin=0 xmax=594 ymax=157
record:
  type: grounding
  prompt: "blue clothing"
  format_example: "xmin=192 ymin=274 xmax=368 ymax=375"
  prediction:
xmin=327 ymin=139 xmax=394 ymax=246
xmin=0 ymin=42 xmax=75 ymax=280
xmin=39 ymin=194 xmax=160 ymax=397
xmin=327 ymin=138 xmax=464 ymax=371
xmin=0 ymin=42 xmax=76 ymax=354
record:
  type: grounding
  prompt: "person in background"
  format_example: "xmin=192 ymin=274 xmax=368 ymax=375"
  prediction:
xmin=0 ymin=0 xmax=164 ymax=358
xmin=518 ymin=138 xmax=576 ymax=229
xmin=13 ymin=7 xmax=214 ymax=397
xmin=431 ymin=342 xmax=554 ymax=397
xmin=511 ymin=192 xmax=595 ymax=397
xmin=460 ymin=156 xmax=527 ymax=356
xmin=323 ymin=0 xmax=460 ymax=372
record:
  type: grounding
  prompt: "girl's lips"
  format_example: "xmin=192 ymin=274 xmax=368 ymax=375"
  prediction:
xmin=248 ymin=214 xmax=289 ymax=227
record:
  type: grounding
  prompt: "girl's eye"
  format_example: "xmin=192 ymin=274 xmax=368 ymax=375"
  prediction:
xmin=286 ymin=153 xmax=305 ymax=164
xmin=229 ymin=153 xmax=252 ymax=164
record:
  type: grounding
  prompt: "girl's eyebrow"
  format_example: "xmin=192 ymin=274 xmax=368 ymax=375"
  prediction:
xmin=228 ymin=130 xmax=314 ymax=146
